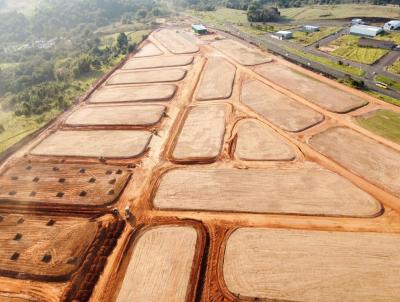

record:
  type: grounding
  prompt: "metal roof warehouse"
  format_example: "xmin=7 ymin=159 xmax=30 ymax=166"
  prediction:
xmin=350 ymin=25 xmax=383 ymax=37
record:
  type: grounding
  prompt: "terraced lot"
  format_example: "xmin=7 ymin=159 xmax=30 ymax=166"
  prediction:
xmin=0 ymin=27 xmax=399 ymax=302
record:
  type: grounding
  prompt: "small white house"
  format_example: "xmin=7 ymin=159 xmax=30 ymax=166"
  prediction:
xmin=303 ymin=25 xmax=320 ymax=32
xmin=272 ymin=30 xmax=292 ymax=40
xmin=352 ymin=18 xmax=365 ymax=25
xmin=384 ymin=20 xmax=400 ymax=31
xmin=350 ymin=25 xmax=383 ymax=37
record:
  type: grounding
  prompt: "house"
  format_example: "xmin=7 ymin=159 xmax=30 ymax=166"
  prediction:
xmin=272 ymin=30 xmax=292 ymax=40
xmin=352 ymin=18 xmax=365 ymax=25
xmin=350 ymin=25 xmax=383 ymax=37
xmin=358 ymin=37 xmax=395 ymax=50
xmin=384 ymin=20 xmax=400 ymax=31
xmin=192 ymin=24 xmax=208 ymax=35
xmin=303 ymin=25 xmax=320 ymax=33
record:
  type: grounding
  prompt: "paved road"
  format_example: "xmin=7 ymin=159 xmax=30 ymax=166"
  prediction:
xmin=210 ymin=24 xmax=400 ymax=100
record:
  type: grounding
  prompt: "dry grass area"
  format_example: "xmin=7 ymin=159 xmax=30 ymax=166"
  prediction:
xmin=1 ymin=27 xmax=400 ymax=302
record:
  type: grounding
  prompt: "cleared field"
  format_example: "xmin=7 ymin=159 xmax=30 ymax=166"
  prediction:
xmin=134 ymin=42 xmax=163 ymax=57
xmin=154 ymin=29 xmax=199 ymax=54
xmin=196 ymin=57 xmax=236 ymax=100
xmin=88 ymin=84 xmax=176 ymax=104
xmin=0 ymin=214 xmax=97 ymax=280
xmin=224 ymin=228 xmax=400 ymax=301
xmin=255 ymin=63 xmax=368 ymax=113
xmin=153 ymin=165 xmax=381 ymax=217
xmin=122 ymin=56 xmax=193 ymax=70
xmin=107 ymin=69 xmax=186 ymax=85
xmin=241 ymin=80 xmax=324 ymax=132
xmin=65 ymin=105 xmax=166 ymax=127
xmin=116 ymin=226 xmax=198 ymax=302
xmin=329 ymin=35 xmax=389 ymax=65
xmin=356 ymin=109 xmax=400 ymax=144
xmin=31 ymin=130 xmax=152 ymax=159
xmin=172 ymin=104 xmax=227 ymax=162
xmin=0 ymin=162 xmax=129 ymax=207
xmin=234 ymin=120 xmax=296 ymax=161
xmin=212 ymin=39 xmax=272 ymax=66
xmin=309 ymin=126 xmax=400 ymax=197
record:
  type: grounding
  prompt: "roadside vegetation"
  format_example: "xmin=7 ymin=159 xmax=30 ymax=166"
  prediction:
xmin=356 ymin=109 xmax=400 ymax=144
xmin=328 ymin=35 xmax=389 ymax=65
xmin=387 ymin=58 xmax=400 ymax=75
xmin=292 ymin=27 xmax=340 ymax=46
xmin=285 ymin=46 xmax=365 ymax=77
xmin=367 ymin=90 xmax=400 ymax=106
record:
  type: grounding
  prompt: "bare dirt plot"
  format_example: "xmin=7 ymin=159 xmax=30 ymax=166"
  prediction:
xmin=171 ymin=104 xmax=228 ymax=162
xmin=196 ymin=57 xmax=236 ymax=101
xmin=31 ymin=130 xmax=152 ymax=159
xmin=234 ymin=120 xmax=296 ymax=161
xmin=116 ymin=226 xmax=198 ymax=302
xmin=88 ymin=84 xmax=176 ymax=104
xmin=241 ymin=80 xmax=324 ymax=132
xmin=223 ymin=228 xmax=400 ymax=302
xmin=106 ymin=69 xmax=186 ymax=85
xmin=255 ymin=63 xmax=368 ymax=113
xmin=212 ymin=39 xmax=272 ymax=66
xmin=65 ymin=105 xmax=166 ymax=127
xmin=153 ymin=29 xmax=199 ymax=54
xmin=0 ymin=214 xmax=97 ymax=280
xmin=0 ymin=162 xmax=130 ymax=207
xmin=134 ymin=43 xmax=163 ymax=58
xmin=122 ymin=56 xmax=194 ymax=70
xmin=309 ymin=126 xmax=400 ymax=197
xmin=153 ymin=164 xmax=381 ymax=217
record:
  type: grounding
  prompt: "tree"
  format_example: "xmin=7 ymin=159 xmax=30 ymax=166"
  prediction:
xmin=117 ymin=32 xmax=129 ymax=52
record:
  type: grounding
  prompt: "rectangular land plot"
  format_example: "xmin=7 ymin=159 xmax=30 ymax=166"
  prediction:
xmin=0 ymin=214 xmax=104 ymax=281
xmin=224 ymin=228 xmax=400 ymax=301
xmin=309 ymin=126 xmax=400 ymax=197
xmin=154 ymin=29 xmax=199 ymax=54
xmin=212 ymin=39 xmax=272 ymax=66
xmin=242 ymin=80 xmax=324 ymax=132
xmin=171 ymin=104 xmax=228 ymax=162
xmin=0 ymin=162 xmax=130 ymax=207
xmin=31 ymin=130 xmax=152 ymax=159
xmin=117 ymin=225 xmax=198 ymax=302
xmin=134 ymin=42 xmax=163 ymax=57
xmin=65 ymin=105 xmax=166 ymax=127
xmin=196 ymin=57 xmax=236 ymax=101
xmin=122 ymin=56 xmax=193 ymax=70
xmin=88 ymin=84 xmax=176 ymax=104
xmin=153 ymin=165 xmax=381 ymax=217
xmin=107 ymin=69 xmax=186 ymax=85
xmin=255 ymin=63 xmax=368 ymax=113
xmin=235 ymin=120 xmax=296 ymax=161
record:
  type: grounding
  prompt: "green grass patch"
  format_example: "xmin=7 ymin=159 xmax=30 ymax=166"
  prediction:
xmin=374 ymin=75 xmax=400 ymax=91
xmin=387 ymin=58 xmax=400 ymax=75
xmin=292 ymin=27 xmax=340 ymax=46
xmin=329 ymin=35 xmax=389 ymax=65
xmin=366 ymin=90 xmax=400 ymax=107
xmin=188 ymin=8 xmax=248 ymax=27
xmin=285 ymin=46 xmax=365 ymax=77
xmin=356 ymin=109 xmax=400 ymax=144
xmin=376 ymin=31 xmax=400 ymax=45
xmin=280 ymin=4 xmax=400 ymax=21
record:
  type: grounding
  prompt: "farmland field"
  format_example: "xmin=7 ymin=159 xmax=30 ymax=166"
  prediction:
xmin=292 ymin=27 xmax=340 ymax=45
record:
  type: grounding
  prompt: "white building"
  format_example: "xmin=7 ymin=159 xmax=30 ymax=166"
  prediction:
xmin=384 ymin=20 xmax=400 ymax=31
xmin=272 ymin=30 xmax=293 ymax=40
xmin=350 ymin=25 xmax=383 ymax=37
xmin=352 ymin=18 xmax=365 ymax=25
xmin=303 ymin=25 xmax=320 ymax=32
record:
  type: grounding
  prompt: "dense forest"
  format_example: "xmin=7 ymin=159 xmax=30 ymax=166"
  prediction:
xmin=0 ymin=0 xmax=170 ymax=118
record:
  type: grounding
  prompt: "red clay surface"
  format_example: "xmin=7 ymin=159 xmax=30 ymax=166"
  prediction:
xmin=88 ymin=84 xmax=176 ymax=104
xmin=122 ymin=56 xmax=194 ymax=70
xmin=241 ymin=80 xmax=324 ymax=132
xmin=154 ymin=29 xmax=199 ymax=54
xmin=106 ymin=69 xmax=186 ymax=85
